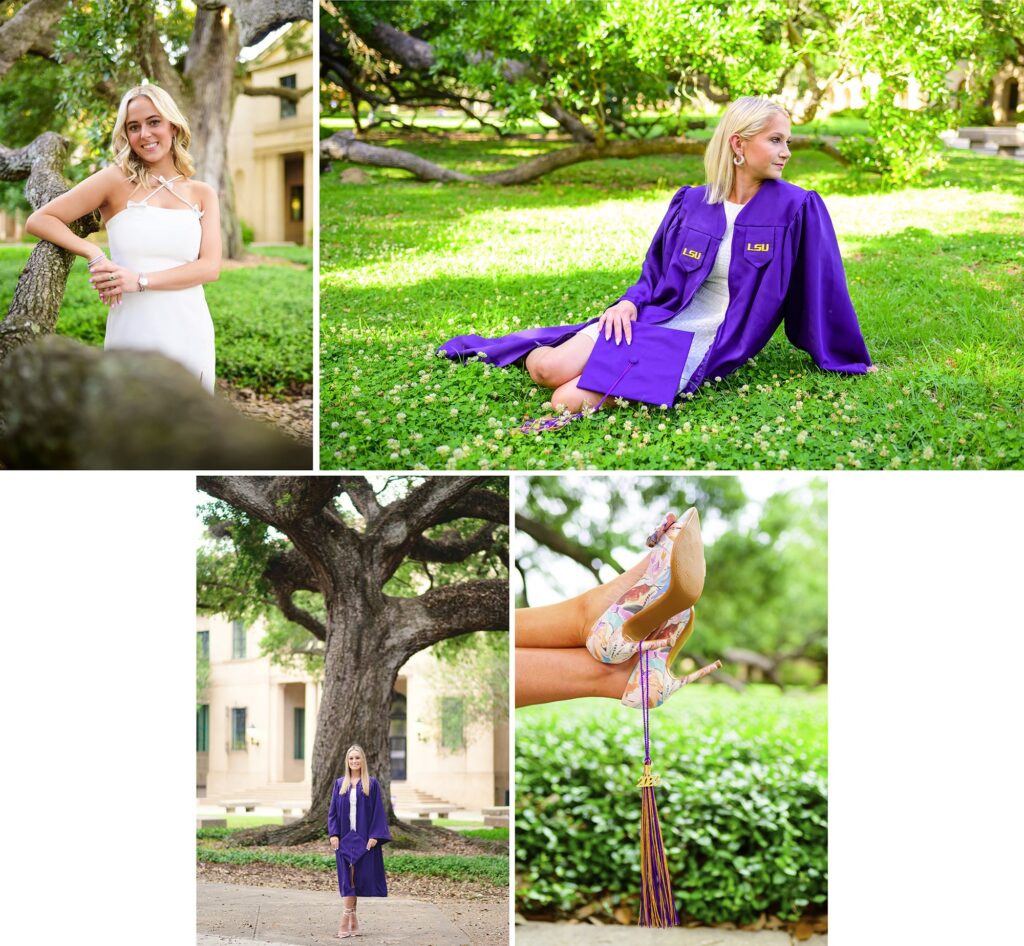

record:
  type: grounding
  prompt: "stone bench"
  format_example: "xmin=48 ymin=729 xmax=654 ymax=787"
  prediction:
xmin=270 ymin=801 xmax=310 ymax=816
xmin=405 ymin=803 xmax=457 ymax=826
xmin=958 ymin=126 xmax=1024 ymax=156
xmin=196 ymin=818 xmax=227 ymax=829
xmin=481 ymin=806 xmax=509 ymax=827
xmin=219 ymin=799 xmax=258 ymax=813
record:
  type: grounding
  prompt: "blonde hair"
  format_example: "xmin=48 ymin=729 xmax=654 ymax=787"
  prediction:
xmin=111 ymin=84 xmax=195 ymax=189
xmin=339 ymin=744 xmax=371 ymax=796
xmin=703 ymin=96 xmax=791 ymax=204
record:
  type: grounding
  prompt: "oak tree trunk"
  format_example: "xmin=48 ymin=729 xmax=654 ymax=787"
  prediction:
xmin=186 ymin=8 xmax=245 ymax=260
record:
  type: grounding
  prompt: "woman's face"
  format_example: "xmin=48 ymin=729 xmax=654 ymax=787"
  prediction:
xmin=125 ymin=96 xmax=175 ymax=165
xmin=347 ymin=750 xmax=363 ymax=774
xmin=732 ymin=113 xmax=792 ymax=182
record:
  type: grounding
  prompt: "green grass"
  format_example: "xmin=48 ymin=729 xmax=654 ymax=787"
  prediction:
xmin=433 ymin=818 xmax=485 ymax=827
xmin=247 ymin=244 xmax=313 ymax=266
xmin=461 ymin=827 xmax=509 ymax=841
xmin=319 ymin=138 xmax=1023 ymax=470
xmin=1 ymin=246 xmax=312 ymax=393
xmin=196 ymin=846 xmax=508 ymax=884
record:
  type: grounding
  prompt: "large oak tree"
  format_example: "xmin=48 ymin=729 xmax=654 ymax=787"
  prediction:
xmin=196 ymin=475 xmax=509 ymax=844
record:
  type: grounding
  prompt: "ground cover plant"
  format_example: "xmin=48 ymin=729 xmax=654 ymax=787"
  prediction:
xmin=196 ymin=846 xmax=508 ymax=884
xmin=320 ymin=138 xmax=1023 ymax=470
xmin=515 ymin=685 xmax=827 ymax=925
xmin=1 ymin=245 xmax=312 ymax=393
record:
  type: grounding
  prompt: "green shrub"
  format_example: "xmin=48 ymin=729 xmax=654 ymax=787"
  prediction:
xmin=515 ymin=689 xmax=826 ymax=924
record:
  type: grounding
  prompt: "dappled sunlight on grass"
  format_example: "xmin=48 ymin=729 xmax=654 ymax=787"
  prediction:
xmin=321 ymin=140 xmax=1024 ymax=470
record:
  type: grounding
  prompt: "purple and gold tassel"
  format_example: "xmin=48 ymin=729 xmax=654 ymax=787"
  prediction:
xmin=637 ymin=649 xmax=680 ymax=927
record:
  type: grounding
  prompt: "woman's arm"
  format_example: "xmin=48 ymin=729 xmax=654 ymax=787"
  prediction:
xmin=87 ymin=182 xmax=222 ymax=295
xmin=25 ymin=166 xmax=119 ymax=260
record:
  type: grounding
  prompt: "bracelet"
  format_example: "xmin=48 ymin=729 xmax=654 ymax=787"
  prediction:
xmin=87 ymin=253 xmax=106 ymax=267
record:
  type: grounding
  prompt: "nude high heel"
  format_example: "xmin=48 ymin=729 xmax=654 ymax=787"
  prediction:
xmin=586 ymin=509 xmax=706 ymax=664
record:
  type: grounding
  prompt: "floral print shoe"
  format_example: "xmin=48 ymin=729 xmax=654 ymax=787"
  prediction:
xmin=585 ymin=508 xmax=706 ymax=664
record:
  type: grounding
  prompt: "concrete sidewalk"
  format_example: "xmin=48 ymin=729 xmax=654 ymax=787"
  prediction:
xmin=198 ymin=882 xmax=477 ymax=946
xmin=515 ymin=922 xmax=827 ymax=945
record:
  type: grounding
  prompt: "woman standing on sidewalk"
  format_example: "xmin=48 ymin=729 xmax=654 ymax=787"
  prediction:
xmin=328 ymin=745 xmax=391 ymax=938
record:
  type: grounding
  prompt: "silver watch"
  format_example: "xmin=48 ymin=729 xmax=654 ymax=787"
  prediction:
xmin=138 ymin=273 xmax=149 ymax=292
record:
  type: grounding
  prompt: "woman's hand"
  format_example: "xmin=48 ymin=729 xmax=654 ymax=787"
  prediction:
xmin=366 ymin=838 xmax=378 ymax=850
xmin=330 ymin=836 xmax=340 ymax=852
xmin=88 ymin=258 xmax=140 ymax=305
xmin=597 ymin=299 xmax=638 ymax=345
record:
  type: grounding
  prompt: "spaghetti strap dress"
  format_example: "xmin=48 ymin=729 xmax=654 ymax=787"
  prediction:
xmin=104 ymin=174 xmax=216 ymax=393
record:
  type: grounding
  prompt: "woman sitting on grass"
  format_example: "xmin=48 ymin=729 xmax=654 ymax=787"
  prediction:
xmin=439 ymin=96 xmax=873 ymax=426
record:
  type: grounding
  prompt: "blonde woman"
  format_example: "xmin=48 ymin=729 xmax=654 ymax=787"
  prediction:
xmin=440 ymin=96 xmax=872 ymax=424
xmin=26 ymin=84 xmax=220 ymax=392
xmin=327 ymin=744 xmax=391 ymax=938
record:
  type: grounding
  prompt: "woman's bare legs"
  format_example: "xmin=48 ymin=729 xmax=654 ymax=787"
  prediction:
xmin=517 ymin=648 xmax=639 ymax=706
xmin=515 ymin=549 xmax=653 ymax=649
xmin=525 ymin=332 xmax=595 ymax=390
xmin=339 ymin=896 xmax=357 ymax=937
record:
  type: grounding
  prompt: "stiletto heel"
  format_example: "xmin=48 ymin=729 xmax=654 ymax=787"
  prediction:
xmin=623 ymin=607 xmax=721 ymax=708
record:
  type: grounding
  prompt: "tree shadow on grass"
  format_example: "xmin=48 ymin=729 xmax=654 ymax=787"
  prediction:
xmin=320 ymin=226 xmax=1023 ymax=471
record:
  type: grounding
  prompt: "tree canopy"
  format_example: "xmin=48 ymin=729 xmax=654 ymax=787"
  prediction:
xmin=324 ymin=0 xmax=1021 ymax=185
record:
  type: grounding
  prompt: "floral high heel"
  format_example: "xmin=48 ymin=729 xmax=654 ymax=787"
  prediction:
xmin=586 ymin=509 xmax=706 ymax=664
xmin=623 ymin=606 xmax=721 ymax=708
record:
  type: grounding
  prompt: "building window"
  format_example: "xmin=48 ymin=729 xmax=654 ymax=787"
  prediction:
xmin=441 ymin=697 xmax=464 ymax=751
xmin=232 ymin=620 xmax=246 ymax=659
xmin=280 ymin=74 xmax=297 ymax=118
xmin=294 ymin=707 xmax=305 ymax=760
xmin=197 ymin=630 xmax=209 ymax=659
xmin=231 ymin=708 xmax=247 ymax=750
xmin=390 ymin=692 xmax=407 ymax=780
xmin=197 ymin=704 xmax=209 ymax=752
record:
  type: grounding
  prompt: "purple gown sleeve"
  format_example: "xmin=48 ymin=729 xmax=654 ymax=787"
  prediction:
xmin=782 ymin=191 xmax=871 ymax=373
xmin=367 ymin=778 xmax=392 ymax=844
xmin=327 ymin=780 xmax=339 ymax=837
xmin=617 ymin=186 xmax=689 ymax=314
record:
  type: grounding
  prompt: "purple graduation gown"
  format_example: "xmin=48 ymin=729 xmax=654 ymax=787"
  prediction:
xmin=327 ymin=776 xmax=392 ymax=897
xmin=438 ymin=180 xmax=871 ymax=399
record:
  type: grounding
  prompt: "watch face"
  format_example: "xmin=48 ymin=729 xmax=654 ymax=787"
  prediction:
xmin=139 ymin=275 xmax=149 ymax=287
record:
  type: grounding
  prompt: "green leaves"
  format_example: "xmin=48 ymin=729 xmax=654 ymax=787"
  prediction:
xmin=515 ymin=689 xmax=827 ymax=924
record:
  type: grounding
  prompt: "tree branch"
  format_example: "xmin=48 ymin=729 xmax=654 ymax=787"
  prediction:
xmin=0 ymin=0 xmax=66 ymax=81
xmin=338 ymin=475 xmax=382 ymax=523
xmin=242 ymin=84 xmax=312 ymax=102
xmin=515 ymin=513 xmax=622 ymax=578
xmin=198 ymin=0 xmax=313 ymax=47
xmin=409 ymin=523 xmax=498 ymax=564
xmin=322 ymin=130 xmax=848 ymax=185
xmin=385 ymin=579 xmax=508 ymax=664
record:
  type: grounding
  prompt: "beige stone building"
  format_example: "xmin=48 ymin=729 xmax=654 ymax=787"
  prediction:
xmin=227 ymin=23 xmax=314 ymax=244
xmin=196 ymin=615 xmax=509 ymax=811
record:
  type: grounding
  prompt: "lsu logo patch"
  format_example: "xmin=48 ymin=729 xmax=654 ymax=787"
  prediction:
xmin=681 ymin=248 xmax=703 ymax=260
xmin=746 ymin=242 xmax=770 ymax=252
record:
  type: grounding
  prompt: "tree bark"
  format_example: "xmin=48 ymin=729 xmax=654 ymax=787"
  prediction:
xmin=321 ymin=130 xmax=849 ymax=185
xmin=0 ymin=0 xmax=67 ymax=80
xmin=0 ymin=337 xmax=309 ymax=469
xmin=0 ymin=133 xmax=99 ymax=358
xmin=197 ymin=476 xmax=509 ymax=845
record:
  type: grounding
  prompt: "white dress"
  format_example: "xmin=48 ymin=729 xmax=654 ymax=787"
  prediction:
xmin=582 ymin=199 xmax=744 ymax=393
xmin=104 ymin=174 xmax=216 ymax=393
